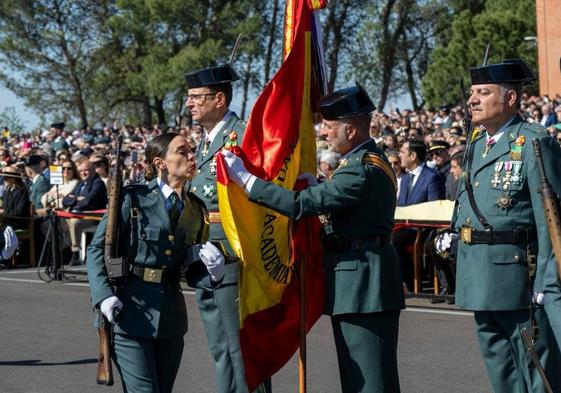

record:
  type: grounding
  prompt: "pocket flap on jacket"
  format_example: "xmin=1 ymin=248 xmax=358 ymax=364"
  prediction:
xmin=141 ymin=226 xmax=160 ymax=241
xmin=334 ymin=260 xmax=358 ymax=271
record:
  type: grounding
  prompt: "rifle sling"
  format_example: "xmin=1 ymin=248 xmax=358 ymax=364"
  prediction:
xmin=463 ymin=131 xmax=492 ymax=230
xmin=464 ymin=177 xmax=492 ymax=230
xmin=129 ymin=190 xmax=140 ymax=266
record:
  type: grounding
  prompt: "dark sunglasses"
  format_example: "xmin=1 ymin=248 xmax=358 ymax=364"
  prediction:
xmin=62 ymin=166 xmax=73 ymax=170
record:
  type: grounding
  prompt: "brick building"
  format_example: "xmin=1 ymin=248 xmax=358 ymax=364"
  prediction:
xmin=536 ymin=0 xmax=561 ymax=97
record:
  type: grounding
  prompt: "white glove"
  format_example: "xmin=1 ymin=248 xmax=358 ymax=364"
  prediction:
xmin=435 ymin=232 xmax=459 ymax=255
xmin=222 ymin=150 xmax=257 ymax=192
xmin=199 ymin=242 xmax=225 ymax=282
xmin=2 ymin=226 xmax=18 ymax=260
xmin=297 ymin=173 xmax=318 ymax=187
xmin=100 ymin=295 xmax=123 ymax=324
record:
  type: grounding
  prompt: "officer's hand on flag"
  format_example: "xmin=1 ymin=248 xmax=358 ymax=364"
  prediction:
xmin=222 ymin=150 xmax=257 ymax=192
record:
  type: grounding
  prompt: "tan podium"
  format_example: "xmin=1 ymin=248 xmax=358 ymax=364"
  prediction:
xmin=394 ymin=200 xmax=454 ymax=294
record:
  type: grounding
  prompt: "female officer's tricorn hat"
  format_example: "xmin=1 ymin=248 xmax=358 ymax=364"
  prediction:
xmin=185 ymin=64 xmax=240 ymax=88
xmin=470 ymin=58 xmax=537 ymax=85
xmin=318 ymin=83 xmax=376 ymax=120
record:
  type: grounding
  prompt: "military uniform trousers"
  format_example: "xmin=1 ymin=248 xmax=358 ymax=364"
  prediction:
xmin=474 ymin=307 xmax=561 ymax=393
xmin=331 ymin=310 xmax=400 ymax=393
xmin=112 ymin=333 xmax=184 ymax=393
xmin=195 ymin=280 xmax=248 ymax=393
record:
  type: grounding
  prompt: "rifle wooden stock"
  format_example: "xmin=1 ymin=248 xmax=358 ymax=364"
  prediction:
xmin=533 ymin=139 xmax=561 ymax=281
xmin=96 ymin=315 xmax=114 ymax=385
xmin=96 ymin=135 xmax=124 ymax=386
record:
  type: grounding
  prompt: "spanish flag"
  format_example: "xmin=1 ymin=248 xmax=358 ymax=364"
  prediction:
xmin=215 ymin=0 xmax=327 ymax=389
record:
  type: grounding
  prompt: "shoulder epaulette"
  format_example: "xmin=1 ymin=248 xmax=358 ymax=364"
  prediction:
xmin=524 ymin=122 xmax=547 ymax=135
xmin=362 ymin=152 xmax=397 ymax=192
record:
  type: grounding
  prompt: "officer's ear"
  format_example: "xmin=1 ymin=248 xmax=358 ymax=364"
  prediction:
xmin=215 ymin=91 xmax=227 ymax=109
xmin=505 ymin=89 xmax=518 ymax=108
xmin=345 ymin=123 xmax=357 ymax=140
xmin=152 ymin=156 xmax=166 ymax=171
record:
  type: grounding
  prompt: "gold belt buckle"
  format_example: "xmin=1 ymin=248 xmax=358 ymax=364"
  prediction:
xmin=143 ymin=268 xmax=163 ymax=283
xmin=460 ymin=226 xmax=472 ymax=244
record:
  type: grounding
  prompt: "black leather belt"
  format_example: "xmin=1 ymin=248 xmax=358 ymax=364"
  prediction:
xmin=129 ymin=266 xmax=180 ymax=285
xmin=323 ymin=234 xmax=392 ymax=253
xmin=460 ymin=226 xmax=536 ymax=245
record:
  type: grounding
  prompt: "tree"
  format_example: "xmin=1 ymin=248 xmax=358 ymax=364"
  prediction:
xmin=0 ymin=0 xmax=113 ymax=128
xmin=421 ymin=0 xmax=537 ymax=107
xmin=0 ymin=106 xmax=26 ymax=134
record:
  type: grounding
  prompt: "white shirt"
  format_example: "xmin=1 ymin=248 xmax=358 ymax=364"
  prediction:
xmin=204 ymin=111 xmax=234 ymax=145
xmin=408 ymin=162 xmax=424 ymax=189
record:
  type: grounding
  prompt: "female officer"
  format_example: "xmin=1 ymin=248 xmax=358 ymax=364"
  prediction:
xmin=86 ymin=132 xmax=225 ymax=393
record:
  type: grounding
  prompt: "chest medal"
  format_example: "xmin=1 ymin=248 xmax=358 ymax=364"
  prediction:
xmin=497 ymin=193 xmax=513 ymax=210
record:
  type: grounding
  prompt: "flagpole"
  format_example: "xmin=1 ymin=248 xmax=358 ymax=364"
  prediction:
xmin=299 ymin=254 xmax=307 ymax=393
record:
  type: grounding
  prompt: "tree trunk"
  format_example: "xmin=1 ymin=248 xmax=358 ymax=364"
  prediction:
xmin=263 ymin=0 xmax=280 ymax=85
xmin=404 ymin=57 xmax=419 ymax=110
xmin=241 ymin=54 xmax=253 ymax=119
xmin=141 ymin=94 xmax=152 ymax=126
xmin=324 ymin=1 xmax=351 ymax=93
xmin=154 ymin=96 xmax=166 ymax=125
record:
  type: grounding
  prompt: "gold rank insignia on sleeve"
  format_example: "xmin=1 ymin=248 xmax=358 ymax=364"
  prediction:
xmin=362 ymin=153 xmax=397 ymax=193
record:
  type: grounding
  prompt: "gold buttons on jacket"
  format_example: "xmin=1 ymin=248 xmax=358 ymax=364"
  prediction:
xmin=474 ymin=181 xmax=480 ymax=188
xmin=197 ymin=169 xmax=201 ymax=175
xmin=466 ymin=218 xmax=472 ymax=225
xmin=514 ymin=255 xmax=520 ymax=262
xmin=164 ymin=249 xmax=172 ymax=256
xmin=192 ymin=186 xmax=197 ymax=192
xmin=168 ymin=235 xmax=175 ymax=242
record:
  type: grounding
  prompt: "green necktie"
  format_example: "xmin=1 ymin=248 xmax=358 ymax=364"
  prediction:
xmin=169 ymin=192 xmax=181 ymax=234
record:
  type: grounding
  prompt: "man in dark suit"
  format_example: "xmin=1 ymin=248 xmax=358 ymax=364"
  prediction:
xmin=395 ymin=139 xmax=445 ymax=292
xmin=62 ymin=159 xmax=107 ymax=265
xmin=397 ymin=140 xmax=445 ymax=206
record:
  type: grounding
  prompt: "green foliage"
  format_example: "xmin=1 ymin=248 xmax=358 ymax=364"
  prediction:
xmin=421 ymin=0 xmax=537 ymax=107
xmin=0 ymin=106 xmax=25 ymax=134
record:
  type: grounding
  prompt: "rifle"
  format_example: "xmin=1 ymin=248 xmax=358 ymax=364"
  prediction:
xmin=96 ymin=135 xmax=125 ymax=386
xmin=532 ymin=139 xmax=561 ymax=280
xmin=520 ymin=328 xmax=554 ymax=393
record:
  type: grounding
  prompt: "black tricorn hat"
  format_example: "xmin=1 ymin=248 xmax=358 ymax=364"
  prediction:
xmin=318 ymin=84 xmax=376 ymax=120
xmin=50 ymin=122 xmax=65 ymax=130
xmin=470 ymin=58 xmax=537 ymax=85
xmin=25 ymin=154 xmax=47 ymax=166
xmin=185 ymin=64 xmax=240 ymax=88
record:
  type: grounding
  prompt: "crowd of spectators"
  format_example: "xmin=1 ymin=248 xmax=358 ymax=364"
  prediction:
xmin=0 ymin=93 xmax=560 ymax=269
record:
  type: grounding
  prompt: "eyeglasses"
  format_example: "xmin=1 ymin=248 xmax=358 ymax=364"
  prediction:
xmin=62 ymin=166 xmax=73 ymax=171
xmin=185 ymin=93 xmax=217 ymax=105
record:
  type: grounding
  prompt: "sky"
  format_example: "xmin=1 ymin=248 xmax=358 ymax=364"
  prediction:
xmin=1 ymin=83 xmax=411 ymax=131
xmin=0 ymin=87 xmax=41 ymax=129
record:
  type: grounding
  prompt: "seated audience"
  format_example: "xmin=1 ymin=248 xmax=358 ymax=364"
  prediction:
xmin=62 ymin=160 xmax=107 ymax=265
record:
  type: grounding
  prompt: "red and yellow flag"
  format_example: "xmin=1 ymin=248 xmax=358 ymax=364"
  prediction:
xmin=215 ymin=0 xmax=327 ymax=389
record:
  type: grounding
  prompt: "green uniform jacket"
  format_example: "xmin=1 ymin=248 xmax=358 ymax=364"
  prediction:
xmin=248 ymin=139 xmax=405 ymax=315
xmin=188 ymin=112 xmax=246 ymax=288
xmin=30 ymin=170 xmax=50 ymax=208
xmin=86 ymin=179 xmax=208 ymax=339
xmin=453 ymin=116 xmax=561 ymax=311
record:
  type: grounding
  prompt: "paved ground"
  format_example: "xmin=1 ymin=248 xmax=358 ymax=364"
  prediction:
xmin=0 ymin=267 xmax=491 ymax=393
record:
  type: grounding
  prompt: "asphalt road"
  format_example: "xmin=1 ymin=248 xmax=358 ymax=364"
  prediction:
xmin=0 ymin=267 xmax=491 ymax=393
